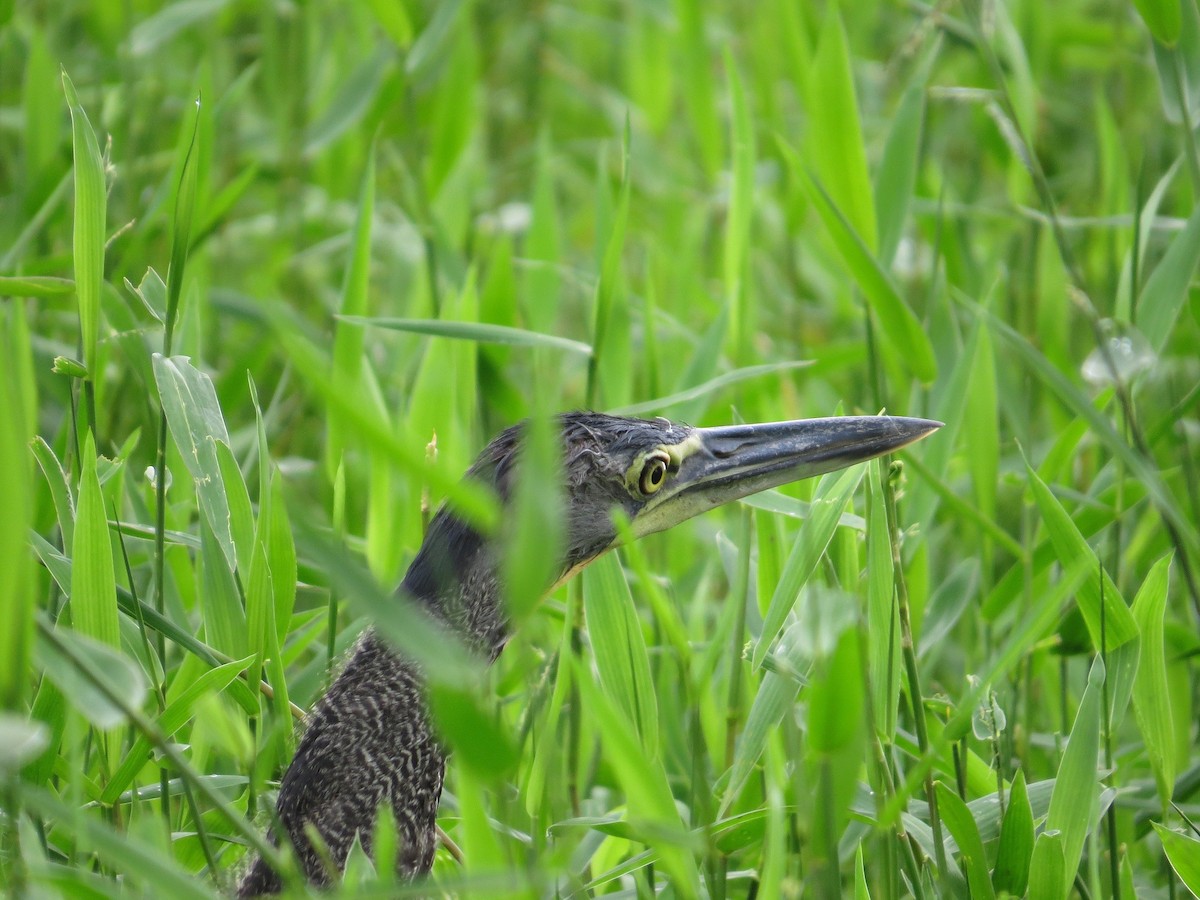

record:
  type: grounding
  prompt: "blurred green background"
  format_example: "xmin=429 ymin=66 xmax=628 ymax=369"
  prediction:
xmin=2 ymin=0 xmax=1199 ymax=896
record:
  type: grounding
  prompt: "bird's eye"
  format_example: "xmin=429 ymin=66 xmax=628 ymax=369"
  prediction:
xmin=639 ymin=455 xmax=669 ymax=495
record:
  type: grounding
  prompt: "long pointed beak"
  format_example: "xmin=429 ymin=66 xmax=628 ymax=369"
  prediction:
xmin=632 ymin=415 xmax=942 ymax=538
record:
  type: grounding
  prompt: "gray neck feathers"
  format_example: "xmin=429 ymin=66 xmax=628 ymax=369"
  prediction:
xmin=237 ymin=511 xmax=504 ymax=896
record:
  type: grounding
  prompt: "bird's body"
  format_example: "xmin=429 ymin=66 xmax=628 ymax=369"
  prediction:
xmin=237 ymin=412 xmax=939 ymax=895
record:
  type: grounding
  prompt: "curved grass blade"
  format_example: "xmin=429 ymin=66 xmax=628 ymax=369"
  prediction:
xmin=610 ymin=361 xmax=811 ymax=416
xmin=753 ymin=464 xmax=865 ymax=669
xmin=344 ymin=316 xmax=592 ymax=356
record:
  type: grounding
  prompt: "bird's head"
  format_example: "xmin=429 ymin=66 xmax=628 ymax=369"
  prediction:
xmin=475 ymin=412 xmax=941 ymax=582
xmin=402 ymin=411 xmax=939 ymax=654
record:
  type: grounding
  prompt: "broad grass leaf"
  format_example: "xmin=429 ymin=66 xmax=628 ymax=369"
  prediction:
xmin=20 ymin=785 xmax=212 ymax=900
xmin=523 ymin=129 xmax=562 ymax=335
xmin=935 ymin=781 xmax=996 ymax=900
xmin=964 ymin=320 xmax=999 ymax=528
xmin=981 ymin=304 xmax=1198 ymax=550
xmin=243 ymin=520 xmax=273 ymax=711
xmin=453 ymin=759 xmax=513 ymax=881
xmin=1134 ymin=0 xmax=1183 ymax=44
xmin=197 ymin=518 xmax=245 ymax=659
xmin=1153 ymin=2 xmax=1200 ymax=123
xmin=865 ymin=458 xmax=898 ymax=737
xmin=327 ymin=145 xmax=376 ymax=481
xmin=723 ymin=50 xmax=755 ymax=360
xmin=1026 ymin=461 xmax=1140 ymax=724
xmin=0 ymin=305 xmax=36 ymax=710
xmin=266 ymin=470 xmax=297 ymax=642
xmin=1153 ymin=823 xmax=1200 ymax=893
xmin=423 ymin=25 xmax=476 ymax=194
xmin=573 ymin=657 xmax=701 ymax=894
xmin=882 ymin=557 xmax=1091 ymax=825
xmin=72 ymin=432 xmax=120 ymax=653
xmin=164 ymin=89 xmax=199 ymax=343
xmin=153 ymin=355 xmax=237 ymax=572
xmin=875 ymin=46 xmax=932 ymax=265
xmin=430 ymin=683 xmax=518 ymax=779
xmin=1131 ymin=554 xmax=1176 ymax=805
xmin=583 ymin=552 xmax=658 ymax=756
xmin=501 ymin=412 xmax=565 ymax=625
xmin=783 ymin=143 xmax=936 ymax=384
xmin=21 ymin=676 xmax=66 ymax=786
xmin=806 ymin=4 xmax=876 ymax=251
xmin=304 ymin=46 xmax=393 ymax=158
xmin=992 ymin=768 xmax=1034 ymax=896
xmin=214 ymin=441 xmax=254 ymax=578
xmin=610 ymin=361 xmax=811 ymax=417
xmin=588 ymin=133 xmax=632 ymax=408
xmin=1043 ymin=656 xmax=1105 ymax=897
xmin=722 ymin=619 xmax=808 ymax=813
xmin=0 ymin=715 xmax=48 ymax=773
xmin=36 ymin=625 xmax=146 ymax=731
xmin=406 ymin=0 xmax=466 ymax=78
xmin=753 ymin=463 xmax=864 ymax=669
xmin=130 ymin=0 xmax=231 ymax=56
xmin=676 ymin=0 xmax=721 ymax=177
xmin=805 ymin=625 xmax=865 ymax=893
xmin=102 ymin=655 xmax=252 ymax=804
xmin=346 ymin=316 xmax=592 ymax=356
xmin=62 ymin=71 xmax=106 ymax=380
xmin=1138 ymin=202 xmax=1200 ymax=352
xmin=0 ymin=275 xmax=74 ymax=298
xmin=1028 ymin=829 xmax=1066 ymax=900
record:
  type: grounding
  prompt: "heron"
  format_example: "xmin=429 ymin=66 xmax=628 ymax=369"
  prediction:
xmin=236 ymin=412 xmax=940 ymax=895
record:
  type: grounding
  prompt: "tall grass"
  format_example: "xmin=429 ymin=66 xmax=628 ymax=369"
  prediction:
xmin=2 ymin=1 xmax=1199 ymax=897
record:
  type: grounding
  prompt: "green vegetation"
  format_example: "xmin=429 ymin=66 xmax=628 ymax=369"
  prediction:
xmin=2 ymin=0 xmax=1199 ymax=896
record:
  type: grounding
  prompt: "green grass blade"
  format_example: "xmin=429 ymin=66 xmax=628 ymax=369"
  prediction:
xmin=1153 ymin=823 xmax=1200 ymax=893
xmin=1028 ymin=829 xmax=1066 ymax=900
xmin=610 ymin=361 xmax=811 ymax=416
xmin=102 ymin=655 xmax=253 ymax=804
xmin=981 ymin=303 xmax=1199 ymax=550
xmin=0 ymin=275 xmax=75 ymax=298
xmin=1025 ymin=461 xmax=1140 ymax=724
xmin=35 ymin=624 xmax=146 ymax=731
xmin=20 ymin=784 xmax=214 ymax=900
xmin=1137 ymin=203 xmax=1200 ymax=352
xmin=1133 ymin=0 xmax=1182 ymax=44
xmin=71 ymin=432 xmax=121 ymax=654
xmin=753 ymin=464 xmax=864 ymax=669
xmin=572 ymin=656 xmax=701 ymax=894
xmin=722 ymin=619 xmax=806 ymax=813
xmin=1131 ymin=554 xmax=1176 ymax=806
xmin=327 ymin=144 xmax=376 ymax=482
xmin=1043 ymin=656 xmax=1105 ymax=897
xmin=874 ymin=45 xmax=933 ymax=265
xmin=0 ymin=303 xmax=36 ymax=710
xmin=806 ymin=4 xmax=876 ymax=251
xmin=935 ymin=781 xmax=996 ymax=900
xmin=345 ymin=316 xmax=592 ymax=356
xmin=723 ymin=50 xmax=755 ymax=361
xmin=164 ymin=92 xmax=201 ymax=351
xmin=152 ymin=355 xmax=237 ymax=571
xmin=865 ymin=459 xmax=898 ymax=738
xmin=62 ymin=70 xmax=106 ymax=388
xmin=782 ymin=140 xmax=937 ymax=384
xmin=992 ymin=769 xmax=1034 ymax=896
xmin=582 ymin=552 xmax=658 ymax=756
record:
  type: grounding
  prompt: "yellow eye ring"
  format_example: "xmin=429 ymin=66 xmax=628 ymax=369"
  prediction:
xmin=639 ymin=455 xmax=669 ymax=495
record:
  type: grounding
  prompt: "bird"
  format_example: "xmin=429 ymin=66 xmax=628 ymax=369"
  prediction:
xmin=236 ymin=411 xmax=940 ymax=895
